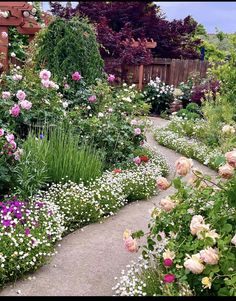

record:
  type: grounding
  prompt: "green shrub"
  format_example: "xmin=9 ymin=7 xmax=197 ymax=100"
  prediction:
xmin=34 ymin=17 xmax=104 ymax=84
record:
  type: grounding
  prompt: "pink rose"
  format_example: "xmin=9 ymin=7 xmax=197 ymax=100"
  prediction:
xmin=6 ymin=133 xmax=14 ymax=142
xmin=218 ymin=163 xmax=234 ymax=179
xmin=199 ymin=247 xmax=219 ymax=265
xmin=9 ymin=140 xmax=17 ymax=150
xmin=163 ymin=274 xmax=175 ymax=283
xmin=9 ymin=104 xmax=20 ymax=117
xmin=12 ymin=74 xmax=22 ymax=81
xmin=190 ymin=215 xmax=205 ymax=235
xmin=107 ymin=74 xmax=115 ymax=82
xmin=123 ymin=229 xmax=132 ymax=240
xmin=88 ymin=95 xmax=97 ymax=103
xmin=160 ymin=197 xmax=176 ymax=212
xmin=41 ymin=79 xmax=50 ymax=88
xmin=134 ymin=128 xmax=141 ymax=136
xmin=156 ymin=177 xmax=170 ymax=190
xmin=133 ymin=156 xmax=141 ymax=165
xmin=72 ymin=71 xmax=81 ymax=81
xmin=184 ymin=253 xmax=205 ymax=274
xmin=16 ymin=90 xmax=26 ymax=101
xmin=20 ymin=100 xmax=32 ymax=110
xmin=225 ymin=150 xmax=236 ymax=168
xmin=0 ymin=128 xmax=4 ymax=137
xmin=39 ymin=69 xmax=51 ymax=81
xmin=64 ymin=83 xmax=70 ymax=90
xmin=2 ymin=91 xmax=11 ymax=99
xmin=124 ymin=236 xmax=138 ymax=253
xmin=13 ymin=148 xmax=23 ymax=161
xmin=131 ymin=119 xmax=138 ymax=126
xmin=163 ymin=258 xmax=173 ymax=267
xmin=231 ymin=234 xmax=236 ymax=246
xmin=1 ymin=31 xmax=8 ymax=39
xmin=48 ymin=81 xmax=59 ymax=90
xmin=175 ymin=157 xmax=193 ymax=176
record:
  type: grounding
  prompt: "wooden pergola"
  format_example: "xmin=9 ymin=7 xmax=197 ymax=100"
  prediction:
xmin=0 ymin=1 xmax=41 ymax=72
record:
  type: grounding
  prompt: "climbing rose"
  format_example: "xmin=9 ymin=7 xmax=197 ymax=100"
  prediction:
xmin=163 ymin=274 xmax=175 ymax=283
xmin=107 ymin=74 xmax=115 ymax=82
xmin=20 ymin=100 xmax=32 ymax=110
xmin=72 ymin=71 xmax=81 ymax=81
xmin=39 ymin=69 xmax=51 ymax=81
xmin=218 ymin=163 xmax=234 ymax=179
xmin=231 ymin=234 xmax=236 ymax=246
xmin=163 ymin=258 xmax=173 ymax=267
xmin=184 ymin=253 xmax=205 ymax=274
xmin=6 ymin=133 xmax=14 ymax=142
xmin=9 ymin=104 xmax=20 ymax=117
xmin=156 ymin=177 xmax=170 ymax=190
xmin=200 ymin=247 xmax=219 ymax=265
xmin=16 ymin=90 xmax=26 ymax=101
xmin=2 ymin=91 xmax=11 ymax=99
xmin=0 ymin=128 xmax=4 ymax=137
xmin=175 ymin=157 xmax=193 ymax=176
xmin=133 ymin=156 xmax=141 ymax=165
xmin=225 ymin=150 xmax=236 ymax=168
xmin=160 ymin=197 xmax=176 ymax=212
xmin=124 ymin=236 xmax=138 ymax=253
xmin=134 ymin=128 xmax=141 ymax=136
xmin=88 ymin=95 xmax=97 ymax=103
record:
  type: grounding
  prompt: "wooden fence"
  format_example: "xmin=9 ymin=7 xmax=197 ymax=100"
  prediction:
xmin=105 ymin=58 xmax=210 ymax=87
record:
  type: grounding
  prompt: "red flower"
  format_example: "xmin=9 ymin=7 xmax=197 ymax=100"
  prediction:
xmin=113 ymin=168 xmax=122 ymax=174
xmin=163 ymin=274 xmax=175 ymax=283
xmin=140 ymin=155 xmax=149 ymax=162
xmin=163 ymin=258 xmax=173 ymax=267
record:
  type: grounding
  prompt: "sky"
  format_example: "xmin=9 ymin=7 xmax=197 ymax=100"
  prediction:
xmin=41 ymin=1 xmax=236 ymax=34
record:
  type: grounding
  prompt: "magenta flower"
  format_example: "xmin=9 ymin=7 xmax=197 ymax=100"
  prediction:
xmin=88 ymin=95 xmax=97 ymax=103
xmin=9 ymin=140 xmax=17 ymax=150
xmin=0 ymin=128 xmax=4 ymax=137
xmin=133 ymin=156 xmax=141 ymax=165
xmin=20 ymin=100 xmax=32 ymax=110
xmin=9 ymin=104 xmax=20 ymax=117
xmin=39 ymin=69 xmax=51 ymax=81
xmin=2 ymin=91 xmax=11 ymax=99
xmin=108 ymin=74 xmax=115 ymax=82
xmin=163 ymin=274 xmax=175 ymax=283
xmin=134 ymin=128 xmax=141 ymax=136
xmin=6 ymin=133 xmax=14 ymax=142
xmin=72 ymin=71 xmax=81 ymax=81
xmin=163 ymin=258 xmax=173 ymax=267
xmin=16 ymin=90 xmax=26 ymax=101
xmin=25 ymin=228 xmax=30 ymax=236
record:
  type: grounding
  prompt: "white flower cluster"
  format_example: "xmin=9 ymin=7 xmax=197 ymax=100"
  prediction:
xmin=144 ymin=77 xmax=174 ymax=100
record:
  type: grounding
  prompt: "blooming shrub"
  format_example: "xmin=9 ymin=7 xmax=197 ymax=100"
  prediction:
xmin=0 ymin=196 xmax=64 ymax=287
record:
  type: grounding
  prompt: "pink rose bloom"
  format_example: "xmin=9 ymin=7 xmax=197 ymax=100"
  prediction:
xmin=1 ymin=31 xmax=8 ymax=39
xmin=200 ymin=247 xmax=219 ymax=265
xmin=88 ymin=95 xmax=97 ymax=103
xmin=190 ymin=215 xmax=205 ymax=235
xmin=218 ymin=163 xmax=234 ymax=179
xmin=231 ymin=234 xmax=236 ymax=246
xmin=41 ymin=79 xmax=50 ymax=88
xmin=225 ymin=149 xmax=236 ymax=168
xmin=163 ymin=258 xmax=173 ymax=267
xmin=124 ymin=236 xmax=138 ymax=253
xmin=9 ymin=104 xmax=20 ymax=117
xmin=20 ymin=100 xmax=32 ymax=110
xmin=156 ymin=177 xmax=170 ymax=190
xmin=134 ymin=128 xmax=141 ymax=136
xmin=163 ymin=274 xmax=175 ymax=283
xmin=160 ymin=197 xmax=176 ymax=212
xmin=13 ymin=148 xmax=23 ymax=161
xmin=6 ymin=133 xmax=14 ymax=142
xmin=12 ymin=74 xmax=22 ymax=81
xmin=2 ymin=91 xmax=11 ymax=99
xmin=107 ymin=74 xmax=115 ymax=82
xmin=0 ymin=128 xmax=4 ymax=137
xmin=175 ymin=157 xmax=193 ymax=176
xmin=16 ymin=90 xmax=26 ymax=101
xmin=72 ymin=71 xmax=81 ymax=81
xmin=184 ymin=253 xmax=205 ymax=274
xmin=133 ymin=156 xmax=141 ymax=165
xmin=39 ymin=69 xmax=51 ymax=81
xmin=9 ymin=140 xmax=17 ymax=150
xmin=64 ymin=83 xmax=70 ymax=90
xmin=130 ymin=119 xmax=138 ymax=126
xmin=49 ymin=81 xmax=59 ymax=90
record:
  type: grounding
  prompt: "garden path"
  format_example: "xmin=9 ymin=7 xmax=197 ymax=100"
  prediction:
xmin=0 ymin=117 xmax=216 ymax=296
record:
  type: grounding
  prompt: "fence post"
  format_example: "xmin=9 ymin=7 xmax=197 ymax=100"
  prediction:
xmin=138 ymin=64 xmax=144 ymax=90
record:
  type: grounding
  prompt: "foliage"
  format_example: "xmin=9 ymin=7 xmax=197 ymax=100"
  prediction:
xmin=34 ymin=17 xmax=104 ymax=84
xmin=176 ymin=103 xmax=202 ymax=120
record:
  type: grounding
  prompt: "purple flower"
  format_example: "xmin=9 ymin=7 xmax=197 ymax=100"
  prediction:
xmin=2 ymin=220 xmax=11 ymax=227
xmin=25 ymin=228 xmax=30 ymax=236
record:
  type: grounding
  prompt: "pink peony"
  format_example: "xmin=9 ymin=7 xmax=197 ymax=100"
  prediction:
xmin=134 ymin=128 xmax=141 ymax=136
xmin=156 ymin=177 xmax=170 ymax=190
xmin=88 ymin=95 xmax=97 ymax=103
xmin=184 ymin=253 xmax=205 ymax=274
xmin=72 ymin=71 xmax=81 ymax=81
xmin=231 ymin=234 xmax=236 ymax=246
xmin=163 ymin=258 xmax=173 ymax=267
xmin=133 ymin=156 xmax=141 ymax=165
xmin=163 ymin=274 xmax=175 ymax=283
xmin=107 ymin=74 xmax=115 ymax=82
xmin=1 ymin=31 xmax=8 ymax=39
xmin=9 ymin=104 xmax=20 ymax=117
xmin=218 ymin=163 xmax=234 ymax=179
xmin=160 ymin=197 xmax=176 ymax=212
xmin=175 ymin=157 xmax=193 ymax=176
xmin=16 ymin=90 xmax=26 ymax=101
xmin=199 ymin=247 xmax=219 ymax=265
xmin=6 ymin=133 xmax=14 ymax=142
xmin=225 ymin=150 xmax=236 ymax=168
xmin=0 ymin=128 xmax=4 ymax=137
xmin=124 ymin=236 xmax=138 ymax=253
xmin=39 ymin=69 xmax=51 ymax=81
xmin=12 ymin=74 xmax=22 ymax=81
xmin=20 ymin=100 xmax=32 ymax=110
xmin=2 ymin=91 xmax=11 ymax=99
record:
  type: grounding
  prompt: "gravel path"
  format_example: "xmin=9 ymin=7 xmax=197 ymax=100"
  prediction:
xmin=0 ymin=117 xmax=216 ymax=296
